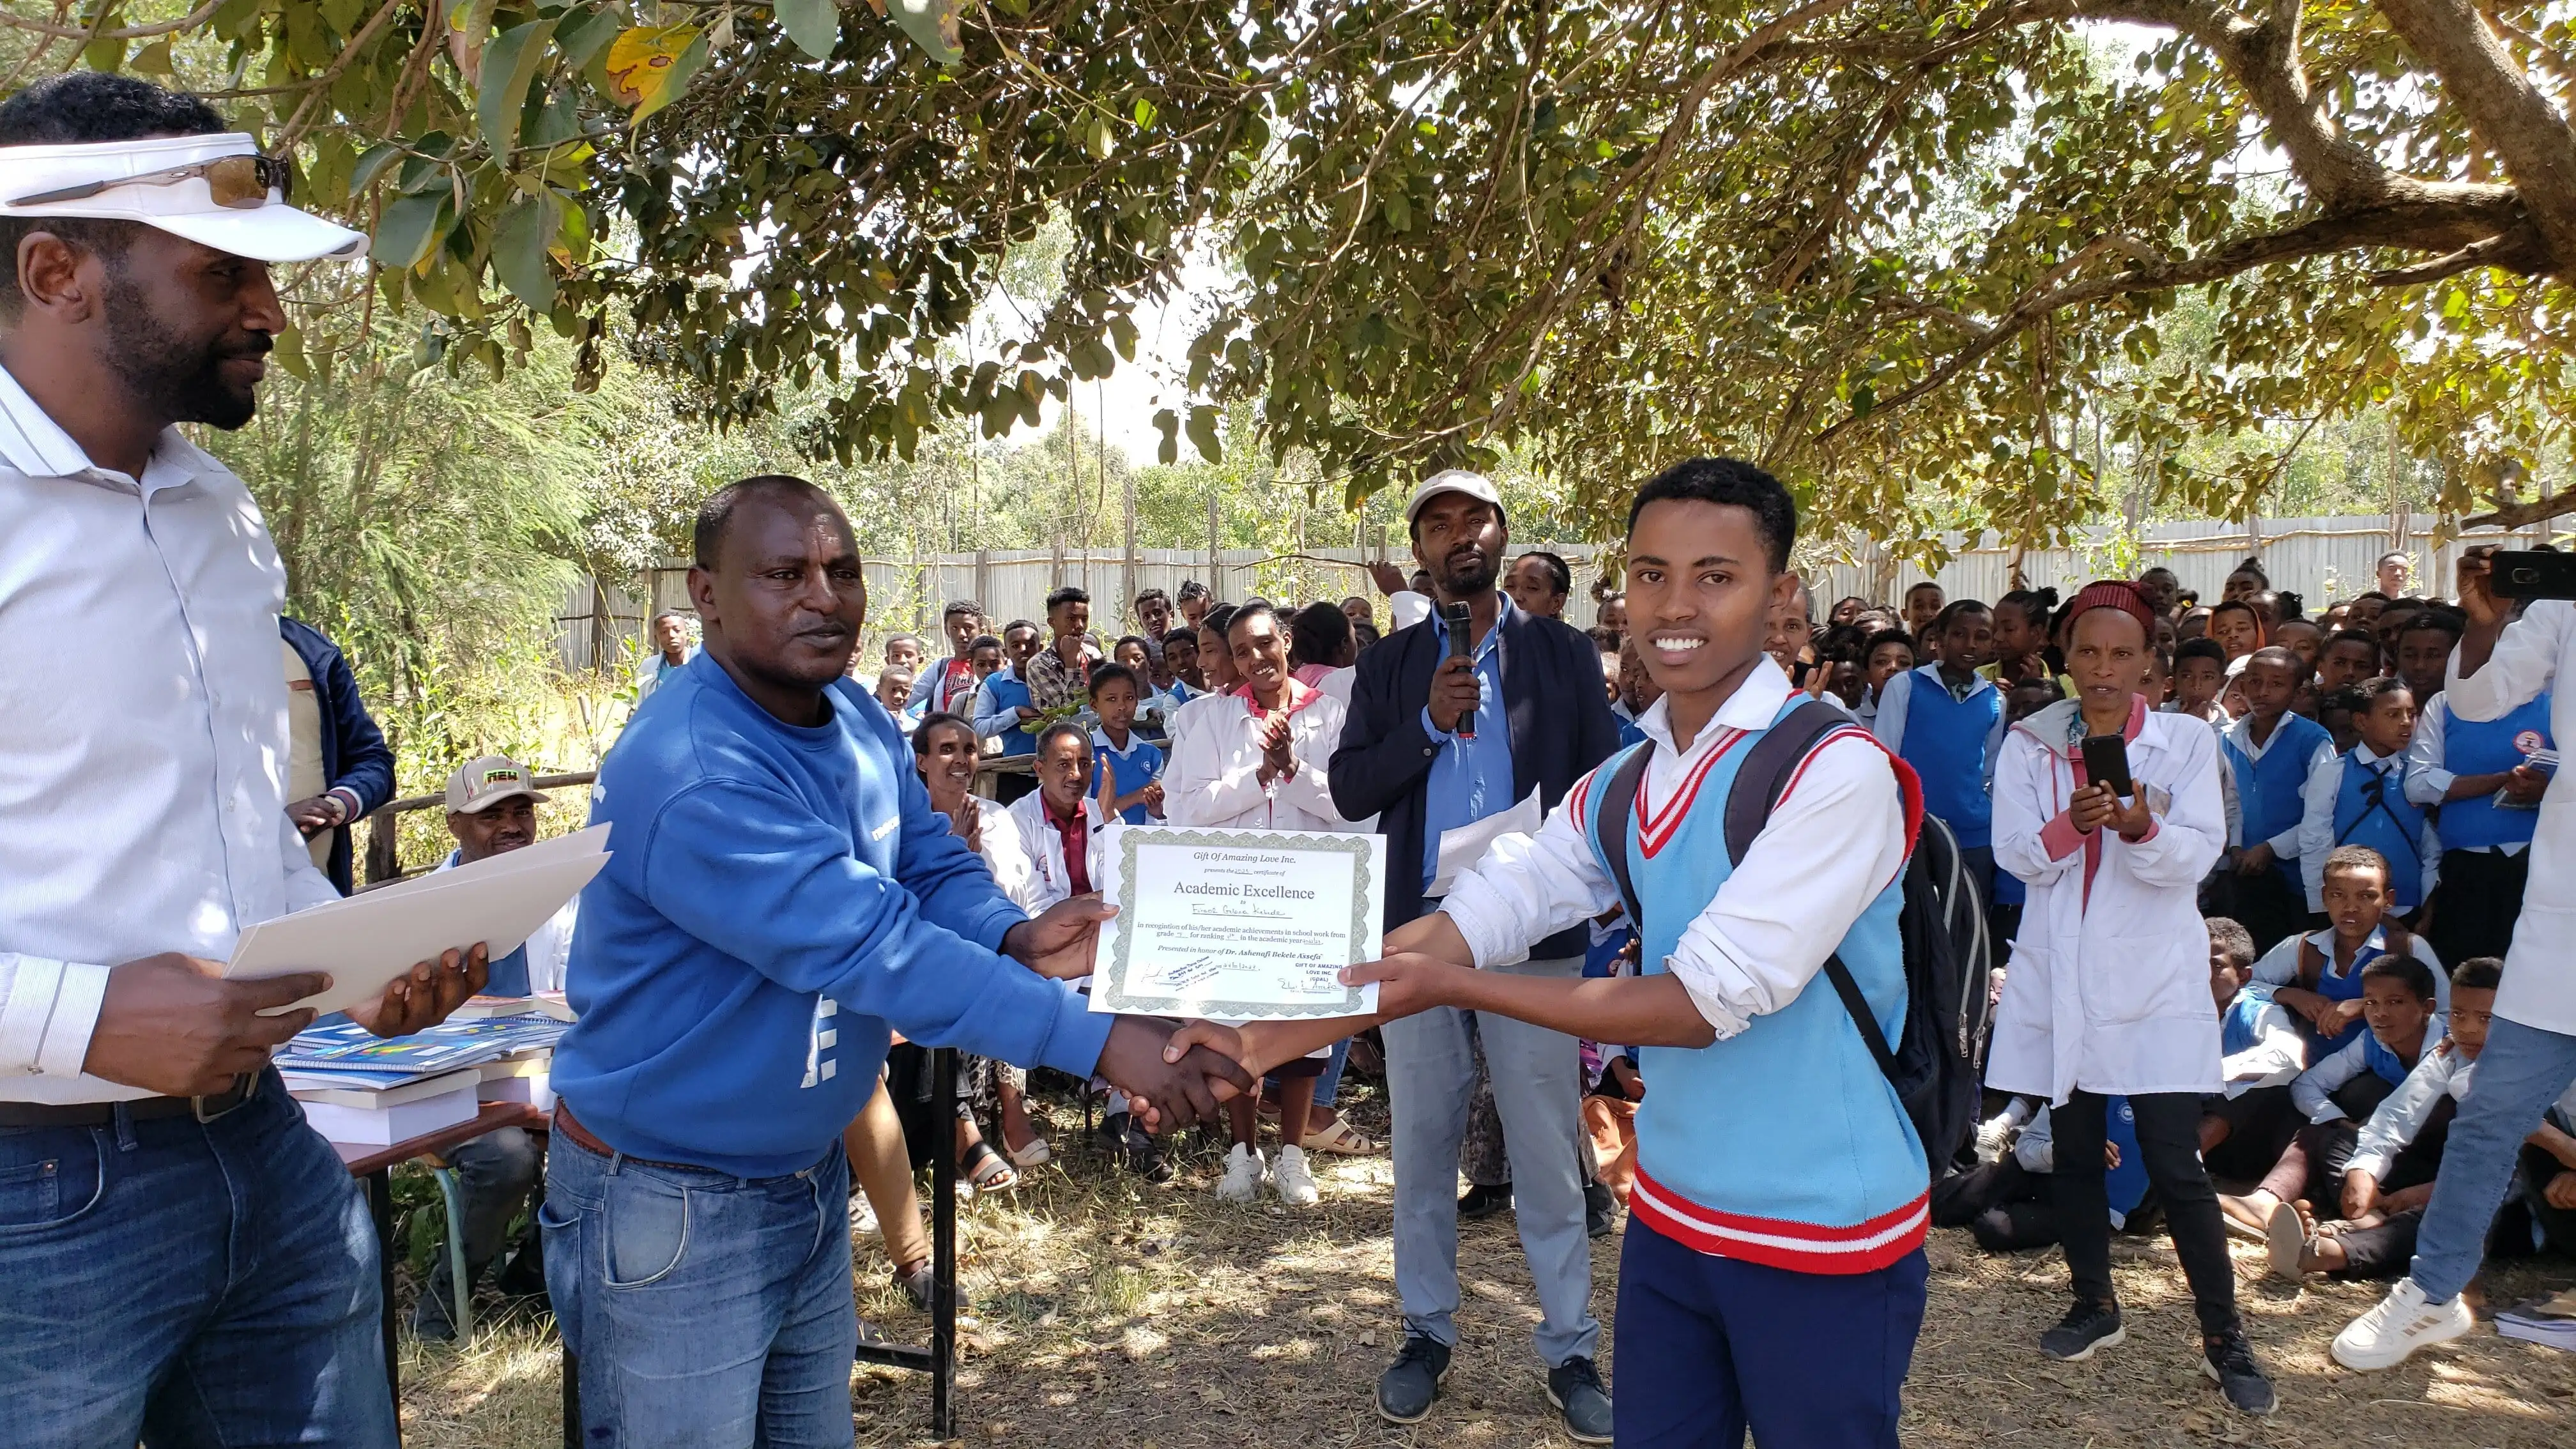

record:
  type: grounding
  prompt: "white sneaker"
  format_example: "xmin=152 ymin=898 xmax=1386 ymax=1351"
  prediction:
xmin=1273 ymin=1146 xmax=1320 ymax=1206
xmin=2331 ymin=1278 xmax=2474 ymax=1370
xmin=1217 ymin=1143 xmax=1266 ymax=1203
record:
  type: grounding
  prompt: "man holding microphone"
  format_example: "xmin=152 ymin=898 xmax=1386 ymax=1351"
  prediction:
xmin=0 ymin=75 xmax=484 ymax=1446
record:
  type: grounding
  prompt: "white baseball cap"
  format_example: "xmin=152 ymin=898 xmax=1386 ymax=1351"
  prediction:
xmin=1402 ymin=468 xmax=1505 ymax=525
xmin=0 ymin=132 xmax=367 ymax=263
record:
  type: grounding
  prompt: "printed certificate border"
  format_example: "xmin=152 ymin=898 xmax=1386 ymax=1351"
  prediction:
xmin=1094 ymin=827 xmax=1382 ymax=1019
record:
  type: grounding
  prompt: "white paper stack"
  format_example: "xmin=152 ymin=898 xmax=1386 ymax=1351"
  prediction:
xmin=229 ymin=825 xmax=611 ymax=1015
xmin=477 ymin=1054 xmax=555 ymax=1111
xmin=296 ymin=1072 xmax=481 ymax=1145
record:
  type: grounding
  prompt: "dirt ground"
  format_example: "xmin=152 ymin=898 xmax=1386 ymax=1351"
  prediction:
xmin=399 ymin=1090 xmax=2576 ymax=1448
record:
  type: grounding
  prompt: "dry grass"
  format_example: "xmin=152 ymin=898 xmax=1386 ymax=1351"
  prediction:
xmin=400 ymin=1092 xmax=2576 ymax=1448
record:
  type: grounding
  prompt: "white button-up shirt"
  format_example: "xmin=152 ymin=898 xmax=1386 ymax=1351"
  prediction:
xmin=0 ymin=365 xmax=337 ymax=1103
xmin=1439 ymin=657 xmax=1909 ymax=1038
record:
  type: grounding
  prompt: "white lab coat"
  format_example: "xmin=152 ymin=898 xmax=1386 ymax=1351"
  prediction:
xmin=977 ymin=790 xmax=1112 ymax=916
xmin=1988 ymin=698 xmax=2228 ymax=1103
xmin=1162 ymin=682 xmax=1351 ymax=829
xmin=2447 ymin=600 xmax=2576 ymax=1032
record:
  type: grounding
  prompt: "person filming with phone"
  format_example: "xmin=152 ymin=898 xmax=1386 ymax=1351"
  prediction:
xmin=1988 ymin=581 xmax=2279 ymax=1414
xmin=2329 ymin=544 xmax=2576 ymax=1370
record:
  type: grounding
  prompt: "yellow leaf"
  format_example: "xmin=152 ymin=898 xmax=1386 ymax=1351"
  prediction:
xmin=605 ymin=24 xmax=703 ymax=117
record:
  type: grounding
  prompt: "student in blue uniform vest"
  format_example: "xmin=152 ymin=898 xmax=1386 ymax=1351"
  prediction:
xmin=545 ymin=477 xmax=1248 ymax=1448
xmin=1987 ymin=581 xmax=2276 ymax=1414
xmin=2298 ymin=678 xmax=2438 ymax=919
xmin=2197 ymin=916 xmax=2311 ymax=1181
xmin=1087 ymin=663 xmax=1165 ymax=824
xmin=2248 ymin=845 xmax=2448 ymax=1062
xmin=1870 ymin=598 xmax=2005 ymax=896
xmin=974 ymin=620 xmax=1045 ymax=799
xmin=1167 ymin=457 xmax=1928 ymax=1448
xmin=2405 ymin=680 xmax=2553 ymax=965
xmin=2218 ymin=648 xmax=2336 ymax=951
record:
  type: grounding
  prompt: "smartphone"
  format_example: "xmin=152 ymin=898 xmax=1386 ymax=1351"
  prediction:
xmin=2080 ymin=734 xmax=2134 ymax=799
xmin=2488 ymin=549 xmax=2576 ymax=601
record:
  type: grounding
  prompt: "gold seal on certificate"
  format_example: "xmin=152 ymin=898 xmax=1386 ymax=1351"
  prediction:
xmin=1090 ymin=826 xmax=1386 ymax=1021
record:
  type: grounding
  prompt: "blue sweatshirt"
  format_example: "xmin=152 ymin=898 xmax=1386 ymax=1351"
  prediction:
xmin=551 ymin=652 xmax=1112 ymax=1177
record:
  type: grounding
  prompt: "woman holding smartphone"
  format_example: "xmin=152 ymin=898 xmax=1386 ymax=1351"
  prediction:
xmin=1988 ymin=581 xmax=2278 ymax=1416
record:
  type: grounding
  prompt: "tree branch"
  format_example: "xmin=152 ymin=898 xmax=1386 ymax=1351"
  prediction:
xmin=2373 ymin=0 xmax=2576 ymax=273
xmin=2464 ymin=481 xmax=2576 ymax=530
xmin=0 ymin=0 xmax=219 ymax=41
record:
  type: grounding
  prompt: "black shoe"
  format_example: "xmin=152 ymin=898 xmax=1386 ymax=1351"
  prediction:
xmin=2039 ymin=1300 xmax=2125 ymax=1361
xmin=1376 ymin=1334 xmax=1452 ymax=1423
xmin=407 ymin=1284 xmax=459 ymax=1343
xmin=1584 ymin=1182 xmax=1617 ymax=1239
xmin=1546 ymin=1354 xmax=1614 ymax=1444
xmin=1119 ymin=1115 xmax=1174 ymax=1183
xmin=1457 ymin=1182 xmax=1513 ymax=1220
xmin=895 ymin=1262 xmax=935 ymax=1312
xmin=2204 ymin=1328 xmax=2278 ymax=1416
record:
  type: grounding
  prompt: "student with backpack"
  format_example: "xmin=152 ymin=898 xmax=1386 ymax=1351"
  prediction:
xmin=1986 ymin=579 xmax=2278 ymax=1415
xmin=1163 ymin=458 xmax=1979 ymax=1448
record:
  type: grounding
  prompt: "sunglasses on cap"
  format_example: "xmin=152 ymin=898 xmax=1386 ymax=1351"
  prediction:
xmin=9 ymin=152 xmax=291 ymax=210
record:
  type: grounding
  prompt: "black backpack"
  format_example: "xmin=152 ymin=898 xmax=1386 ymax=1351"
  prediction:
xmin=1596 ymin=700 xmax=1991 ymax=1179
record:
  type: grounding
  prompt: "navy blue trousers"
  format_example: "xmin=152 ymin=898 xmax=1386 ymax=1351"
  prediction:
xmin=1614 ymin=1216 xmax=1928 ymax=1448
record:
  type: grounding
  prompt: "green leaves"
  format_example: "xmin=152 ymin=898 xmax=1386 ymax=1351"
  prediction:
xmin=374 ymin=191 xmax=448 ymax=272
xmin=776 ymin=0 xmax=841 ymax=62
xmin=478 ymin=19 xmax=561 ymax=158
xmin=1184 ymin=405 xmax=1222 ymax=464
xmin=492 ymin=194 xmax=560 ymax=311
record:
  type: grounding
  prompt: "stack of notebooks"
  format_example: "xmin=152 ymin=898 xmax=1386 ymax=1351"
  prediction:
xmin=2498 ymin=1289 xmax=2576 ymax=1353
xmin=280 ymin=1014 xmax=571 ymax=1145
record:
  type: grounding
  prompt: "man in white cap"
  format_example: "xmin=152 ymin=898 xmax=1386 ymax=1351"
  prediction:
xmin=0 ymin=74 xmax=480 ymax=1446
xmin=407 ymin=755 xmax=578 ymax=1340
xmin=1328 ymin=468 xmax=1625 ymax=1441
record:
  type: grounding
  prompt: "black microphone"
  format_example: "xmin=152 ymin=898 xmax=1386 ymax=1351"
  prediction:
xmin=1443 ymin=600 xmax=1476 ymax=740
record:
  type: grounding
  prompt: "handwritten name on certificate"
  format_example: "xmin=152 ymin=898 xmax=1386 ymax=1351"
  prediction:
xmin=1091 ymin=827 xmax=1385 ymax=1021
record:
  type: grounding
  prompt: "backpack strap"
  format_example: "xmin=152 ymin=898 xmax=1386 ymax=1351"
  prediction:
xmin=2296 ymin=935 xmax=2324 ymax=990
xmin=1595 ymin=746 xmax=1652 ymax=933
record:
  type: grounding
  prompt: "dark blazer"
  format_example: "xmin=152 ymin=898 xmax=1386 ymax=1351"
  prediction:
xmin=281 ymin=615 xmax=397 ymax=895
xmin=1330 ymin=599 xmax=1623 ymax=958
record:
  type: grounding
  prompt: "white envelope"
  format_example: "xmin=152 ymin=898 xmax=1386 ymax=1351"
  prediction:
xmin=1428 ymin=788 xmax=1542 ymax=898
xmin=228 ymin=851 xmax=609 ymax=1016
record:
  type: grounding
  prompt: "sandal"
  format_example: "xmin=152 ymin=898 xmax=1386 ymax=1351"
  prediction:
xmin=960 ymin=1140 xmax=1019 ymax=1193
xmin=1005 ymin=1135 xmax=1053 ymax=1169
xmin=1301 ymin=1117 xmax=1383 ymax=1155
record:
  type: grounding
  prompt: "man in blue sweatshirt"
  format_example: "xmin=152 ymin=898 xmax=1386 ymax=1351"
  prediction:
xmin=544 ymin=475 xmax=1246 ymax=1448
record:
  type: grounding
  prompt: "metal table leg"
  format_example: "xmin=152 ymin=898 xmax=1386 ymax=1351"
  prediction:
xmin=368 ymin=1167 xmax=400 ymax=1432
xmin=850 ymin=1045 xmax=959 ymax=1440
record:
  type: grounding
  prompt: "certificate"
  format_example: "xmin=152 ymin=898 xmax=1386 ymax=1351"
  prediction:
xmin=1090 ymin=826 xmax=1385 ymax=1021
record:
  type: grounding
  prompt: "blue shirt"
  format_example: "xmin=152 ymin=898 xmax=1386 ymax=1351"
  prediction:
xmin=551 ymin=652 xmax=1110 ymax=1178
xmin=1091 ymin=727 xmax=1165 ymax=824
xmin=1420 ymin=595 xmax=1519 ymax=890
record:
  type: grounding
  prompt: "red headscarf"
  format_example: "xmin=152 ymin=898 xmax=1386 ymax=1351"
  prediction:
xmin=2067 ymin=579 xmax=2158 ymax=641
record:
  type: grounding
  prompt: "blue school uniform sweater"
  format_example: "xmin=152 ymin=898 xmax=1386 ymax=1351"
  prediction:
xmin=1894 ymin=667 xmax=2001 ymax=848
xmin=2224 ymin=712 xmax=2330 ymax=889
xmin=552 ymin=652 xmax=1110 ymax=1178
xmin=1091 ymin=728 xmax=1165 ymax=824
xmin=1578 ymin=701 xmax=1929 ymax=1273
xmin=2432 ymin=694 xmax=2552 ymax=850
xmin=984 ymin=671 xmax=1036 ymax=757
xmin=2332 ymin=750 xmax=2430 ymax=912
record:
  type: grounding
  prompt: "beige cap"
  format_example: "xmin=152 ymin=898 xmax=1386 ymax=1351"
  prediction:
xmin=445 ymin=755 xmax=545 ymax=815
xmin=1402 ymin=468 xmax=1504 ymax=524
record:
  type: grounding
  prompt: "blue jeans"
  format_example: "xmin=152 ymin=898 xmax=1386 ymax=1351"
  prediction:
xmin=0 ymin=1072 xmax=396 ymax=1448
xmin=2409 ymin=1015 xmax=2576 ymax=1303
xmin=1614 ymin=1217 xmax=1927 ymax=1448
xmin=1383 ymin=953 xmax=1599 ymax=1365
xmin=543 ymin=1126 xmax=857 ymax=1448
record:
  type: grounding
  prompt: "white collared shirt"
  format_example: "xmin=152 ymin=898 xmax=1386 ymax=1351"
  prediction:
xmin=2223 ymin=711 xmax=2334 ymax=855
xmin=977 ymin=790 xmax=1111 ymax=918
xmin=1440 ymin=657 xmax=1909 ymax=1038
xmin=0 ymin=365 xmax=340 ymax=1103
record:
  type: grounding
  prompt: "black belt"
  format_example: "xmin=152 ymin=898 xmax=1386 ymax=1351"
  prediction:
xmin=0 ymin=1073 xmax=259 ymax=1129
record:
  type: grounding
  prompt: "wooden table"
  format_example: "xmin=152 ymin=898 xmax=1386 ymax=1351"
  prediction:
xmin=336 ymin=1100 xmax=548 ymax=1427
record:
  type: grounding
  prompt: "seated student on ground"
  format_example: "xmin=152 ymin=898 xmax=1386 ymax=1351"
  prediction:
xmin=1869 ymin=595 xmax=2004 ymax=893
xmin=2298 ymin=678 xmax=2439 ymax=920
xmin=1933 ymin=1094 xmax=2145 ymax=1258
xmin=2219 ymin=953 xmax=2445 ymax=1239
xmin=2258 ymin=958 xmax=2570 ymax=1282
xmin=2404 ymin=663 xmax=2553 ymax=967
xmin=2196 ymin=916 xmax=2310 ymax=1181
xmin=2220 ymin=647 xmax=2338 ymax=951
xmin=2253 ymin=845 xmax=2448 ymax=1055
xmin=1087 ymin=663 xmax=1165 ymax=824
xmin=409 ymin=755 xmax=580 ymax=1340
xmin=1175 ymin=459 xmax=1949 ymax=1446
